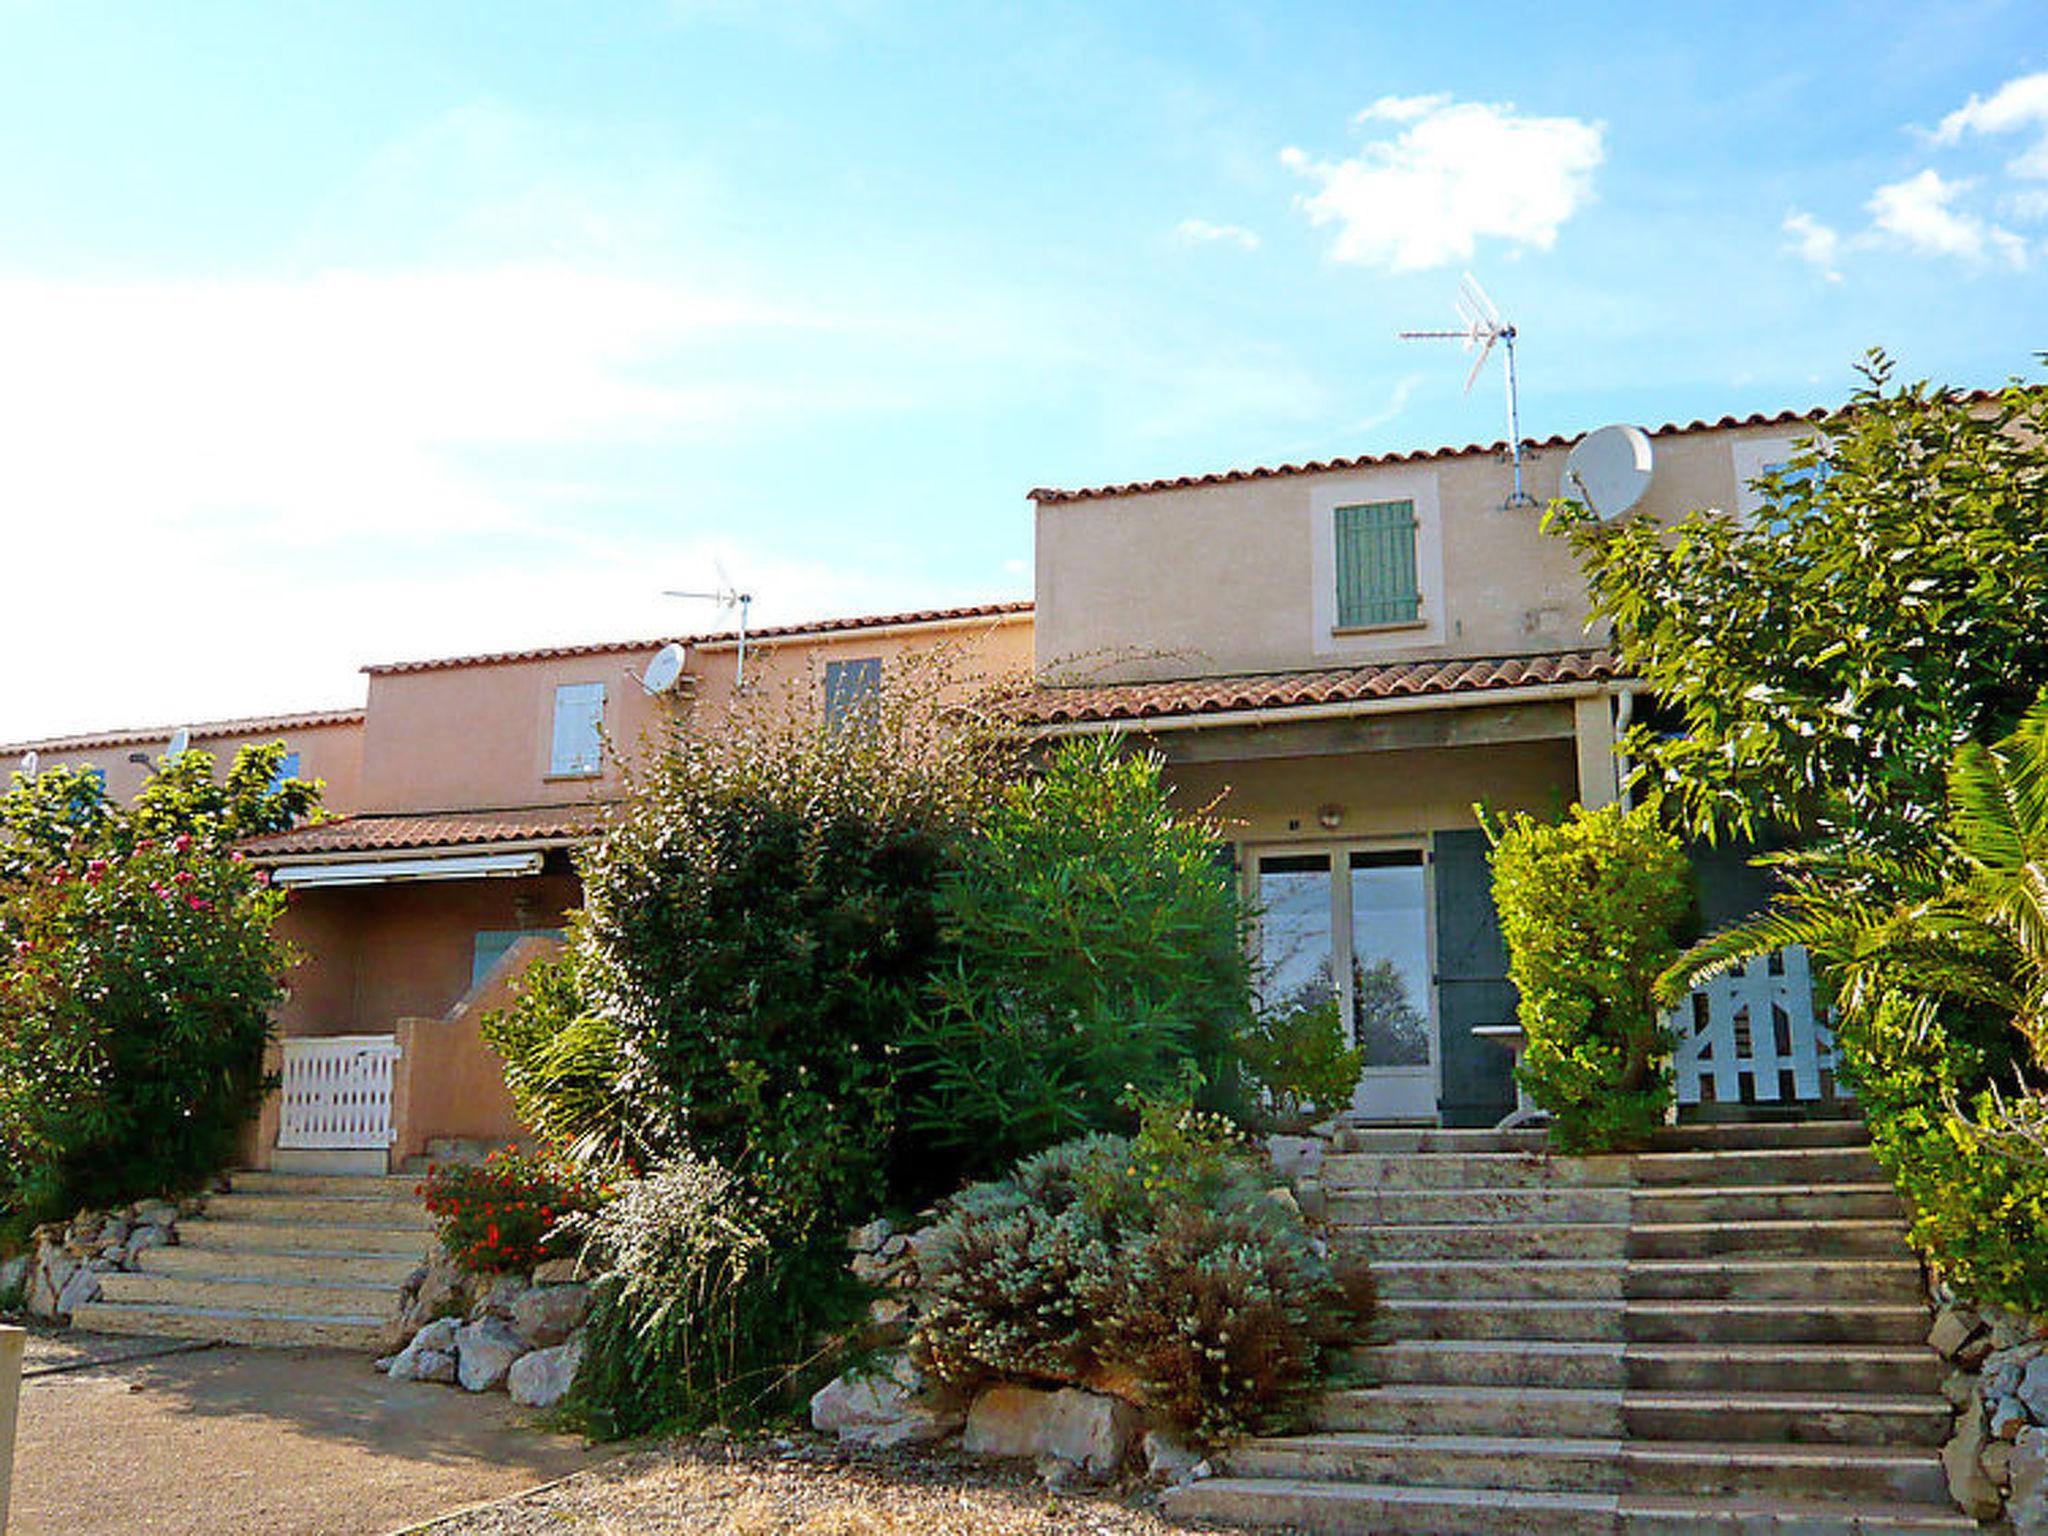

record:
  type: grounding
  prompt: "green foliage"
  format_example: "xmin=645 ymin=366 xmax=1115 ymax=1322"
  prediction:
xmin=1484 ymin=801 xmax=1692 ymax=1151
xmin=418 ymin=1149 xmax=600 ymax=1275
xmin=481 ymin=955 xmax=636 ymax=1171
xmin=1663 ymin=696 xmax=2048 ymax=1311
xmin=1551 ymin=357 xmax=2048 ymax=855
xmin=575 ymin=655 xmax=1011 ymax=1233
xmin=913 ymin=1108 xmax=1371 ymax=1443
xmin=1236 ymin=999 xmax=1365 ymax=1133
xmin=572 ymin=1153 xmax=858 ymax=1438
xmin=905 ymin=737 xmax=1255 ymax=1177
xmin=0 ymin=743 xmax=315 ymax=1238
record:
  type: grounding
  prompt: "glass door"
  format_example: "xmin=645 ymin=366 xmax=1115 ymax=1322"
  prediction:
xmin=1255 ymin=846 xmax=1438 ymax=1123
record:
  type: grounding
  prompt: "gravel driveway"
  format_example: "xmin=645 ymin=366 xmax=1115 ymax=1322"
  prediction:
xmin=9 ymin=1331 xmax=600 ymax=1536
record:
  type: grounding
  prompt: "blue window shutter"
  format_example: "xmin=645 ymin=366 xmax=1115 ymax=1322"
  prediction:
xmin=551 ymin=683 xmax=605 ymax=775
xmin=1334 ymin=500 xmax=1420 ymax=627
xmin=824 ymin=657 xmax=882 ymax=728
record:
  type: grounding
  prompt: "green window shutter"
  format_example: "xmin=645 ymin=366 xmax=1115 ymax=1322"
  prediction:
xmin=1334 ymin=500 xmax=1420 ymax=627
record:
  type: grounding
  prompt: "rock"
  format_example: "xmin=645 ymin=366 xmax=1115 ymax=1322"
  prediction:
xmin=1142 ymin=1428 xmax=1204 ymax=1486
xmin=132 ymin=1198 xmax=178 ymax=1229
xmin=55 ymin=1265 xmax=102 ymax=1318
xmin=2016 ymin=1426 xmax=2048 ymax=1536
xmin=1035 ymin=1454 xmax=1090 ymax=1491
xmin=1945 ymin=1396 xmax=2008 ymax=1521
xmin=1294 ymin=1179 xmax=1328 ymax=1223
xmin=1942 ymin=1370 xmax=1976 ymax=1406
xmin=1960 ymin=1331 xmax=1999 ymax=1370
xmin=1266 ymin=1185 xmax=1303 ymax=1220
xmin=1997 ymin=1395 xmax=2034 ymax=1442
xmin=374 ymin=1353 xmax=398 ymax=1373
xmin=412 ymin=1317 xmax=461 ymax=1354
xmin=810 ymin=1354 xmax=963 ymax=1448
xmin=2022 ymin=1355 xmax=2048 ymax=1424
xmin=1931 ymin=1306 xmax=1985 ymax=1361
xmin=400 ymin=1253 xmax=469 ymax=1332
xmin=878 ymin=1233 xmax=910 ymax=1262
xmin=530 ymin=1257 xmax=582 ymax=1285
xmin=28 ymin=1245 xmax=80 ymax=1319
xmin=468 ymin=1273 xmax=528 ymax=1322
xmin=123 ymin=1224 xmax=172 ymax=1265
xmin=963 ymin=1384 xmax=1138 ymax=1477
xmin=455 ymin=1318 xmax=528 ymax=1393
xmin=1265 ymin=1134 xmax=1326 ymax=1182
xmin=390 ymin=1347 xmax=458 ymax=1385
xmin=849 ymin=1218 xmax=893 ymax=1253
xmin=850 ymin=1250 xmax=897 ymax=1286
xmin=509 ymin=1334 xmax=586 ymax=1410
xmin=1985 ymin=1439 xmax=2014 ymax=1489
xmin=0 ymin=1252 xmax=28 ymax=1300
xmin=510 ymin=1283 xmax=592 ymax=1348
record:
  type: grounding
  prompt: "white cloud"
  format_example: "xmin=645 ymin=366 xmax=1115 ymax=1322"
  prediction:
xmin=1867 ymin=169 xmax=2027 ymax=266
xmin=1934 ymin=70 xmax=2048 ymax=152
xmin=1174 ymin=218 xmax=1260 ymax=250
xmin=1282 ymin=98 xmax=1604 ymax=271
xmin=1782 ymin=209 xmax=1844 ymax=281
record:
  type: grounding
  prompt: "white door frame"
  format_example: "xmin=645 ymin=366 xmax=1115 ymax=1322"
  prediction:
xmin=1246 ymin=837 xmax=1441 ymax=1124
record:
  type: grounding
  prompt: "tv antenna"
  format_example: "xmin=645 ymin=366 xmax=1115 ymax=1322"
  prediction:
xmin=1400 ymin=273 xmax=1537 ymax=509
xmin=663 ymin=571 xmax=755 ymax=689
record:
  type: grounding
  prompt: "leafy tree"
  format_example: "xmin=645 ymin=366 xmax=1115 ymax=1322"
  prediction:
xmin=903 ymin=736 xmax=1256 ymax=1178
xmin=0 ymin=743 xmax=316 ymax=1238
xmin=1551 ymin=356 xmax=2048 ymax=855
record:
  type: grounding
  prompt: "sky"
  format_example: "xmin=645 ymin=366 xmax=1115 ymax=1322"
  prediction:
xmin=1 ymin=1 xmax=2045 ymax=741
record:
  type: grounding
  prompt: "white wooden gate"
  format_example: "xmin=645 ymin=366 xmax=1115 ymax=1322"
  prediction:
xmin=277 ymin=1035 xmax=401 ymax=1150
xmin=1666 ymin=946 xmax=1845 ymax=1107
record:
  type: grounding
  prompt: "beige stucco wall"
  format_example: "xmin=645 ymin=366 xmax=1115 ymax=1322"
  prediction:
xmin=1034 ymin=421 xmax=1818 ymax=684
xmin=13 ymin=717 xmax=365 ymax=814
xmin=357 ymin=615 xmax=1034 ymax=815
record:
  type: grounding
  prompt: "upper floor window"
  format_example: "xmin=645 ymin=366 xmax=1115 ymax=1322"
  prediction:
xmin=824 ymin=657 xmax=882 ymax=729
xmin=550 ymin=683 xmax=606 ymax=776
xmin=1334 ymin=500 xmax=1421 ymax=629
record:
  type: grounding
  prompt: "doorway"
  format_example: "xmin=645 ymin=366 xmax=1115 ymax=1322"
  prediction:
xmin=1253 ymin=845 xmax=1438 ymax=1123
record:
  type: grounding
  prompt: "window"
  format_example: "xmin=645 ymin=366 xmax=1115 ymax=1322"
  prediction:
xmin=824 ymin=657 xmax=882 ymax=729
xmin=1333 ymin=500 xmax=1421 ymax=628
xmin=270 ymin=751 xmax=301 ymax=792
xmin=472 ymin=928 xmax=567 ymax=989
xmin=550 ymin=683 xmax=606 ymax=776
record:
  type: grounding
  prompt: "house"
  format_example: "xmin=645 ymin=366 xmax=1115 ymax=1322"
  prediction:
xmin=4 ymin=604 xmax=1033 ymax=1174
xmin=1011 ymin=407 xmax=1835 ymax=1128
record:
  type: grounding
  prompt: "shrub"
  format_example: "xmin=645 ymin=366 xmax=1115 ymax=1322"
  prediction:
xmin=0 ymin=744 xmax=315 ymax=1239
xmin=419 ymin=1148 xmax=600 ymax=1275
xmin=1484 ymin=800 xmax=1692 ymax=1152
xmin=913 ymin=1088 xmax=1371 ymax=1442
xmin=481 ymin=955 xmax=636 ymax=1170
xmin=1235 ymin=999 xmax=1365 ymax=1133
xmin=576 ymin=653 xmax=1010 ymax=1229
xmin=905 ymin=736 xmax=1256 ymax=1178
xmin=572 ymin=1153 xmax=858 ymax=1437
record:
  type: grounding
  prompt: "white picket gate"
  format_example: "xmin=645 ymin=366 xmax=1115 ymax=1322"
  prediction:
xmin=277 ymin=1035 xmax=402 ymax=1150
xmin=1665 ymin=945 xmax=1846 ymax=1107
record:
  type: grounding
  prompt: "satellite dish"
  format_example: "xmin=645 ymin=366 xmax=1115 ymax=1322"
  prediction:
xmin=164 ymin=727 xmax=191 ymax=760
xmin=1562 ymin=424 xmax=1655 ymax=521
xmin=18 ymin=750 xmax=38 ymax=779
xmin=641 ymin=643 xmax=687 ymax=696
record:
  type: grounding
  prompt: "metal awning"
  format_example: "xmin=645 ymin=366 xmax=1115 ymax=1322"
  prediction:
xmin=269 ymin=850 xmax=545 ymax=888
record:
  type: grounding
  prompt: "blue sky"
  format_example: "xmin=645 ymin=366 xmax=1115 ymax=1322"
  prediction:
xmin=2 ymin=1 xmax=2045 ymax=739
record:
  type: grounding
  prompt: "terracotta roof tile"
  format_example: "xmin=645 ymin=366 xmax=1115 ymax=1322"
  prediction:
xmin=363 ymin=601 xmax=1034 ymax=676
xmin=242 ymin=803 xmax=611 ymax=860
xmin=1008 ymin=649 xmax=1625 ymax=728
xmin=2 ymin=708 xmax=364 ymax=759
xmin=1027 ymin=401 xmax=1888 ymax=505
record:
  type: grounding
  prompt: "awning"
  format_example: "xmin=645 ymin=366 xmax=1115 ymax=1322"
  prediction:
xmin=270 ymin=850 xmax=546 ymax=888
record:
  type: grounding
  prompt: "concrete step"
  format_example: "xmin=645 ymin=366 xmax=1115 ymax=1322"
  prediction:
xmin=1323 ymin=1152 xmax=1634 ymax=1191
xmin=1623 ymin=1257 xmax=1926 ymax=1304
xmin=1221 ymin=1433 xmax=1947 ymax=1505
xmin=1366 ymin=1339 xmax=1627 ymax=1390
xmin=1379 ymin=1298 xmax=1928 ymax=1347
xmin=1165 ymin=1477 xmax=1971 ymax=1535
xmin=177 ymin=1219 xmax=431 ymax=1259
xmin=1360 ymin=1341 xmax=1939 ymax=1396
xmin=201 ymin=1192 xmax=434 ymax=1231
xmin=1628 ymin=1218 xmax=1908 ymax=1260
xmin=1373 ymin=1259 xmax=1627 ymax=1301
xmin=71 ymin=1299 xmax=388 ymax=1350
xmin=227 ymin=1171 xmax=422 ymax=1198
xmin=267 ymin=1148 xmax=391 ymax=1176
xmin=138 ymin=1244 xmax=423 ymax=1287
xmin=1343 ymin=1222 xmax=1631 ymax=1262
xmin=1630 ymin=1147 xmax=1886 ymax=1187
xmin=1311 ymin=1385 xmax=1952 ymax=1448
xmin=1329 ymin=1122 xmax=1870 ymax=1156
xmin=97 ymin=1270 xmax=396 ymax=1319
xmin=1629 ymin=1184 xmax=1903 ymax=1223
xmin=1331 ymin=1187 xmax=1632 ymax=1225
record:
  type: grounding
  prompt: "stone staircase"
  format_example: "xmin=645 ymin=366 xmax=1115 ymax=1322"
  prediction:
xmin=1166 ymin=1121 xmax=1978 ymax=1534
xmin=73 ymin=1171 xmax=429 ymax=1349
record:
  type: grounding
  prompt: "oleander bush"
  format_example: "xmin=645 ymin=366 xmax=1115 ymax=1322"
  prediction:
xmin=1235 ymin=998 xmax=1365 ymax=1133
xmin=1484 ymin=800 xmax=1693 ymax=1152
xmin=913 ymin=1085 xmax=1374 ymax=1442
xmin=419 ymin=1147 xmax=602 ymax=1275
xmin=0 ymin=745 xmax=316 ymax=1243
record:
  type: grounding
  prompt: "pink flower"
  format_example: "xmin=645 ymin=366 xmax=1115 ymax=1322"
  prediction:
xmin=84 ymin=859 xmax=109 ymax=884
xmin=13 ymin=939 xmax=32 ymax=958
xmin=173 ymin=834 xmax=192 ymax=853
xmin=173 ymin=870 xmax=196 ymax=886
xmin=186 ymin=896 xmax=213 ymax=913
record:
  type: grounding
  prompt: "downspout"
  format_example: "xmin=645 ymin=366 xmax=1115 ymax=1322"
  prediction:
xmin=1615 ymin=686 xmax=1639 ymax=812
